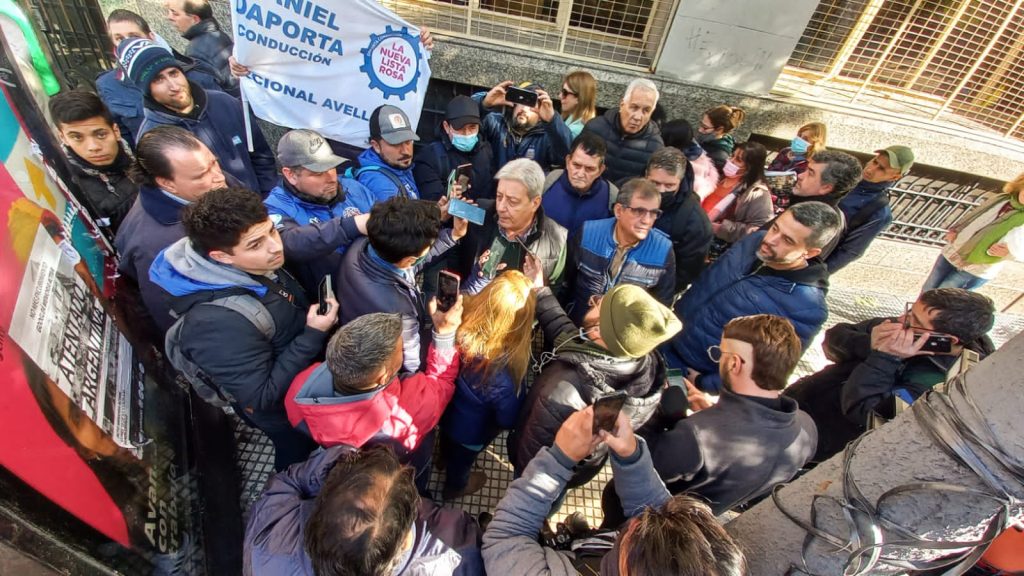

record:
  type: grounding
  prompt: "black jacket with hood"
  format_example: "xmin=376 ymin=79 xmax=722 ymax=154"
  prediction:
xmin=785 ymin=317 xmax=995 ymax=462
xmin=510 ymin=288 xmax=667 ymax=488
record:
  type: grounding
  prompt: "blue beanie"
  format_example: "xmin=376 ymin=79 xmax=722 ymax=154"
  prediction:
xmin=117 ymin=38 xmax=179 ymax=96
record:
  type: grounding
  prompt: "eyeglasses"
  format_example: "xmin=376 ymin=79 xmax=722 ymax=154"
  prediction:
xmin=902 ymin=301 xmax=933 ymax=332
xmin=560 ymin=87 xmax=577 ymax=97
xmin=621 ymin=205 xmax=663 ymax=220
xmin=707 ymin=345 xmax=746 ymax=365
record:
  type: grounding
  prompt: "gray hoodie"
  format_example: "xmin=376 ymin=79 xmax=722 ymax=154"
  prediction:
xmin=482 ymin=438 xmax=670 ymax=575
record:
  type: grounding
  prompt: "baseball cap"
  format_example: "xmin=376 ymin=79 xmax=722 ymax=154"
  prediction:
xmin=369 ymin=105 xmax=420 ymax=145
xmin=277 ymin=129 xmax=347 ymax=172
xmin=875 ymin=145 xmax=915 ymax=175
xmin=445 ymin=96 xmax=481 ymax=130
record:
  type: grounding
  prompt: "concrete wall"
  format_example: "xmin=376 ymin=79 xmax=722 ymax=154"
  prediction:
xmin=655 ymin=0 xmax=820 ymax=94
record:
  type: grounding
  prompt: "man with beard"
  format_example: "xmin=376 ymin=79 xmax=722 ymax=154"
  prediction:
xmin=477 ymin=81 xmax=573 ymax=171
xmin=664 ymin=202 xmax=840 ymax=393
xmin=355 ymin=105 xmax=422 ymax=201
xmin=602 ymin=314 xmax=817 ymax=523
xmin=119 ymin=37 xmax=277 ymax=194
xmin=559 ymin=178 xmax=675 ymax=325
xmin=264 ymin=129 xmax=374 ymax=295
xmin=766 ymin=149 xmax=861 ymax=260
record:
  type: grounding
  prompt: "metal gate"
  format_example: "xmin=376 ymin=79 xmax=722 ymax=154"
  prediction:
xmin=883 ymin=175 xmax=996 ymax=246
xmin=783 ymin=0 xmax=1024 ymax=142
xmin=19 ymin=0 xmax=111 ymax=91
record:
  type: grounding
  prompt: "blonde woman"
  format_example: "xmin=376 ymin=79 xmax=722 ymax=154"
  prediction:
xmin=439 ymin=270 xmax=537 ymax=499
xmin=560 ymin=70 xmax=597 ymax=138
xmin=922 ymin=172 xmax=1024 ymax=291
xmin=767 ymin=122 xmax=827 ymax=174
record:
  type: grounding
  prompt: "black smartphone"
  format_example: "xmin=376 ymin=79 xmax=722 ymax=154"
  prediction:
xmin=317 ymin=275 xmax=333 ymax=315
xmin=920 ymin=333 xmax=954 ymax=354
xmin=437 ymin=270 xmax=460 ymax=312
xmin=505 ymin=85 xmax=538 ymax=108
xmin=592 ymin=392 xmax=628 ymax=434
xmin=456 ymin=162 xmax=473 ymax=188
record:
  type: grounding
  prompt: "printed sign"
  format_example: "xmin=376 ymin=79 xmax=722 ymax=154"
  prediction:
xmin=231 ymin=0 xmax=431 ymax=147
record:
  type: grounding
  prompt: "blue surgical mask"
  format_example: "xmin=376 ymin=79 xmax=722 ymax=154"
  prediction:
xmin=790 ymin=136 xmax=810 ymax=155
xmin=451 ymin=132 xmax=478 ymax=152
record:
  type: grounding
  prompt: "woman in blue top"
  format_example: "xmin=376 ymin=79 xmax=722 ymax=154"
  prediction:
xmin=560 ymin=70 xmax=597 ymax=139
xmin=439 ymin=270 xmax=537 ymax=499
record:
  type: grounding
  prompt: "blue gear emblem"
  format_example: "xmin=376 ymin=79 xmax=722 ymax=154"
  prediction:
xmin=359 ymin=26 xmax=422 ymax=100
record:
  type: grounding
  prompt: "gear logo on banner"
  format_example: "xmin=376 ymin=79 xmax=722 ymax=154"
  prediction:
xmin=359 ymin=25 xmax=422 ymax=100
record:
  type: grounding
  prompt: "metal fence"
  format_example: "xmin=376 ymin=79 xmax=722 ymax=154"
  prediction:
xmin=883 ymin=175 xmax=996 ymax=245
xmin=376 ymin=0 xmax=678 ymax=70
xmin=784 ymin=0 xmax=1024 ymax=141
xmin=20 ymin=0 xmax=111 ymax=91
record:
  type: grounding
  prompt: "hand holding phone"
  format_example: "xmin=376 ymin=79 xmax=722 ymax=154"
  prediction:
xmin=437 ymin=270 xmax=460 ymax=312
xmin=317 ymin=276 xmax=333 ymax=315
xmin=505 ymin=85 xmax=539 ymax=108
xmin=592 ymin=392 xmax=628 ymax=435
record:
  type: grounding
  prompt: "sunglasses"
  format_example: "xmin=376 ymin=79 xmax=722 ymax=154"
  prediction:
xmin=707 ymin=345 xmax=746 ymax=365
xmin=560 ymin=87 xmax=577 ymax=97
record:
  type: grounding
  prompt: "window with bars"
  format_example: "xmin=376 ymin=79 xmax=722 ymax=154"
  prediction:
xmin=377 ymin=0 xmax=677 ymax=70
xmin=783 ymin=0 xmax=1024 ymax=141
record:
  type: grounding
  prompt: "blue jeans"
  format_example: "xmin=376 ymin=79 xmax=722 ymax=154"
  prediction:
xmin=921 ymin=255 xmax=988 ymax=292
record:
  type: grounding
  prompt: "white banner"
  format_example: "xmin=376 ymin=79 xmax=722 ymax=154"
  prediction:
xmin=230 ymin=0 xmax=431 ymax=148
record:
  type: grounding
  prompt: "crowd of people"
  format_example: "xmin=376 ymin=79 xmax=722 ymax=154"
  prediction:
xmin=40 ymin=3 xmax=1024 ymax=574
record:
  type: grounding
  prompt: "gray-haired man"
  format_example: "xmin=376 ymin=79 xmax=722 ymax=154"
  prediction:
xmin=582 ymin=78 xmax=665 ymax=184
xmin=455 ymin=158 xmax=568 ymax=292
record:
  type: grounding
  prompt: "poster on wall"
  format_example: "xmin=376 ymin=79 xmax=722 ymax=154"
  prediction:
xmin=231 ymin=0 xmax=431 ymax=147
xmin=0 ymin=21 xmax=204 ymax=573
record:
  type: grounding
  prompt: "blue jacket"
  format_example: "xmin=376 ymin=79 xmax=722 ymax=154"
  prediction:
xmin=441 ymin=360 xmax=524 ymax=447
xmin=263 ymin=178 xmax=374 ymax=295
xmin=826 ymin=180 xmax=894 ymax=273
xmin=244 ymin=445 xmax=484 ymax=576
xmin=541 ymin=170 xmax=614 ymax=235
xmin=95 ymin=53 xmax=223 ymax=145
xmin=474 ymin=94 xmax=573 ymax=171
xmin=561 ymin=217 xmax=675 ymax=324
xmin=337 ymin=234 xmax=458 ymax=373
xmin=665 ymin=230 xmax=829 ymax=392
xmin=115 ymin=175 xmax=243 ymax=332
xmin=354 ymin=148 xmax=419 ymax=201
xmin=149 ymin=237 xmax=326 ymax=418
xmin=138 ymin=82 xmax=277 ymax=194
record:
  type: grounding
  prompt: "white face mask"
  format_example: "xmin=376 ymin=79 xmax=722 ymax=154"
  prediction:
xmin=723 ymin=159 xmax=742 ymax=178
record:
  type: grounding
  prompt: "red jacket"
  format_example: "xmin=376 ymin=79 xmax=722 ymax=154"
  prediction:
xmin=284 ymin=339 xmax=459 ymax=452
